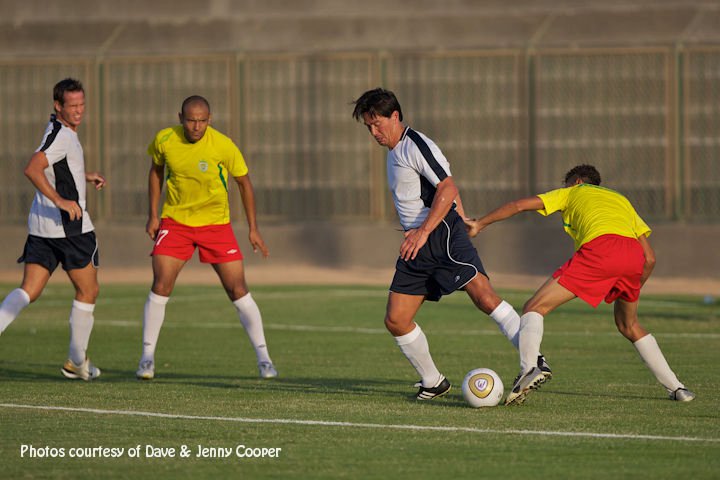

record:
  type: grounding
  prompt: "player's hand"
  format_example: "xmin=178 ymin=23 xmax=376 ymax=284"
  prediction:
xmin=400 ymin=228 xmax=429 ymax=261
xmin=56 ymin=198 xmax=83 ymax=221
xmin=146 ymin=217 xmax=160 ymax=240
xmin=249 ymin=230 xmax=269 ymax=258
xmin=86 ymin=171 xmax=107 ymax=190
xmin=464 ymin=218 xmax=485 ymax=238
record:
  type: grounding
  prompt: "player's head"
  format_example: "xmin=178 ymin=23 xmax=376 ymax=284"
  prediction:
xmin=352 ymin=88 xmax=404 ymax=149
xmin=564 ymin=164 xmax=601 ymax=186
xmin=179 ymin=95 xmax=211 ymax=143
xmin=52 ymin=78 xmax=85 ymax=130
xmin=352 ymin=88 xmax=403 ymax=122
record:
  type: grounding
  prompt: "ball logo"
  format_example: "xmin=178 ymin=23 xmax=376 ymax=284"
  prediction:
xmin=198 ymin=160 xmax=209 ymax=172
xmin=469 ymin=373 xmax=494 ymax=398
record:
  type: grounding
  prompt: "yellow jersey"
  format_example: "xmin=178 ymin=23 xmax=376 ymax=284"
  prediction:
xmin=537 ymin=183 xmax=651 ymax=251
xmin=148 ymin=125 xmax=249 ymax=227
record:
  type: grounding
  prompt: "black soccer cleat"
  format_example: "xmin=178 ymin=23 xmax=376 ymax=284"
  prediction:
xmin=415 ymin=375 xmax=452 ymax=400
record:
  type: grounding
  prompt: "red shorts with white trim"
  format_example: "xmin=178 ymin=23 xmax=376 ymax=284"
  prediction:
xmin=151 ymin=218 xmax=243 ymax=263
xmin=552 ymin=234 xmax=645 ymax=308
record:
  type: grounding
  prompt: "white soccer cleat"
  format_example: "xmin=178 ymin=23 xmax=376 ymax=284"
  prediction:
xmin=136 ymin=359 xmax=155 ymax=380
xmin=505 ymin=366 xmax=545 ymax=406
xmin=669 ymin=387 xmax=695 ymax=402
xmin=258 ymin=361 xmax=278 ymax=379
xmin=61 ymin=357 xmax=101 ymax=381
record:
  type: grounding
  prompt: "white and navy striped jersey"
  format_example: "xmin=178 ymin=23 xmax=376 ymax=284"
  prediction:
xmin=27 ymin=114 xmax=94 ymax=238
xmin=387 ymin=127 xmax=452 ymax=230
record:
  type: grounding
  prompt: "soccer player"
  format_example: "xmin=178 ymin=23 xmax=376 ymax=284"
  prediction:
xmin=352 ymin=88 xmax=548 ymax=400
xmin=0 ymin=78 xmax=106 ymax=380
xmin=136 ymin=95 xmax=277 ymax=380
xmin=464 ymin=164 xmax=695 ymax=405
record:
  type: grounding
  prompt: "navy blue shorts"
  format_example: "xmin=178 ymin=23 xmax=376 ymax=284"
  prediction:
xmin=17 ymin=232 xmax=99 ymax=273
xmin=390 ymin=210 xmax=487 ymax=302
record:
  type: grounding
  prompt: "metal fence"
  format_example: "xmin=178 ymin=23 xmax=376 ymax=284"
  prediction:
xmin=1 ymin=47 xmax=718 ymax=225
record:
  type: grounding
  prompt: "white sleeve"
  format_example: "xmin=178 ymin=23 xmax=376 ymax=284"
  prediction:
xmin=406 ymin=139 xmax=452 ymax=187
xmin=37 ymin=126 xmax=69 ymax=166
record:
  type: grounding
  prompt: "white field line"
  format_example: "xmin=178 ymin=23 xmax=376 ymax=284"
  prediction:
xmin=93 ymin=319 xmax=720 ymax=339
xmin=1 ymin=403 xmax=717 ymax=444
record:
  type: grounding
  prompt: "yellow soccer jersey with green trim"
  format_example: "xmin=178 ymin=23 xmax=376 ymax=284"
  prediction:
xmin=148 ymin=125 xmax=249 ymax=226
xmin=536 ymin=183 xmax=651 ymax=251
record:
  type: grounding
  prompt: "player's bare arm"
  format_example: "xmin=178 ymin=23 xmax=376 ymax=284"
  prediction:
xmin=146 ymin=163 xmax=164 ymax=240
xmin=453 ymin=192 xmax=468 ymax=219
xmin=465 ymin=195 xmax=545 ymax=238
xmin=400 ymin=176 xmax=459 ymax=261
xmin=24 ymin=150 xmax=83 ymax=221
xmin=235 ymin=174 xmax=269 ymax=258
xmin=637 ymin=233 xmax=656 ymax=287
xmin=85 ymin=171 xmax=106 ymax=190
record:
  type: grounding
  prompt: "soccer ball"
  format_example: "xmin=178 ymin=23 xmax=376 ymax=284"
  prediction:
xmin=461 ymin=368 xmax=504 ymax=408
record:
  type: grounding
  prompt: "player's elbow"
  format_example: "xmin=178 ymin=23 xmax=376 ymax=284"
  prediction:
xmin=644 ymin=253 xmax=656 ymax=269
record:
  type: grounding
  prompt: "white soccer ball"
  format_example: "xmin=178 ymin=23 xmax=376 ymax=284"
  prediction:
xmin=462 ymin=368 xmax=504 ymax=408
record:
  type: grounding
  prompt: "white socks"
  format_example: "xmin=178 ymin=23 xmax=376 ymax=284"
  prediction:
xmin=68 ymin=300 xmax=95 ymax=365
xmin=394 ymin=324 xmax=442 ymax=388
xmin=519 ymin=312 xmax=544 ymax=373
xmin=633 ymin=334 xmax=684 ymax=393
xmin=0 ymin=288 xmax=31 ymax=334
xmin=489 ymin=300 xmax=521 ymax=349
xmin=141 ymin=292 xmax=169 ymax=362
xmin=233 ymin=293 xmax=272 ymax=365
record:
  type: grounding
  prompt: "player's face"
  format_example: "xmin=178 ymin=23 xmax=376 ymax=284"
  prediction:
xmin=54 ymin=90 xmax=85 ymax=131
xmin=180 ymin=103 xmax=211 ymax=143
xmin=362 ymin=111 xmax=402 ymax=149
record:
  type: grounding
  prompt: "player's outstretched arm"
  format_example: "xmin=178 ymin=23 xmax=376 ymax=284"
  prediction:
xmin=465 ymin=195 xmax=545 ymax=238
xmin=235 ymin=174 xmax=269 ymax=258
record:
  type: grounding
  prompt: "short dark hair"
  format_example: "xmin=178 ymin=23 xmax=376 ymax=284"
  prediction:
xmin=53 ymin=78 xmax=84 ymax=105
xmin=181 ymin=95 xmax=211 ymax=116
xmin=564 ymin=164 xmax=602 ymax=186
xmin=352 ymin=88 xmax=403 ymax=122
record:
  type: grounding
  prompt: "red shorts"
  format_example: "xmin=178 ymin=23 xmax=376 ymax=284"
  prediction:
xmin=552 ymin=234 xmax=645 ymax=307
xmin=151 ymin=218 xmax=243 ymax=263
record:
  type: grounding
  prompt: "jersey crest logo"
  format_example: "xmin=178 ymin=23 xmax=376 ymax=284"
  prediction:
xmin=198 ymin=160 xmax=209 ymax=172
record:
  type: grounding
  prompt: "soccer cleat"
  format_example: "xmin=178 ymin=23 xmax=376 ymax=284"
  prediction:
xmin=61 ymin=357 xmax=101 ymax=381
xmin=505 ymin=366 xmax=545 ymax=406
xmin=538 ymin=354 xmax=553 ymax=382
xmin=669 ymin=387 xmax=695 ymax=402
xmin=258 ymin=361 xmax=278 ymax=379
xmin=136 ymin=359 xmax=155 ymax=380
xmin=415 ymin=375 xmax=452 ymax=400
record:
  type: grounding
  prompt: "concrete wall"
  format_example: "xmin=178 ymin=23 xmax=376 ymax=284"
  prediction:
xmin=1 ymin=221 xmax=718 ymax=281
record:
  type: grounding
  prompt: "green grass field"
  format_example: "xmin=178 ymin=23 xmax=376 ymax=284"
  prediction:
xmin=0 ymin=283 xmax=718 ymax=479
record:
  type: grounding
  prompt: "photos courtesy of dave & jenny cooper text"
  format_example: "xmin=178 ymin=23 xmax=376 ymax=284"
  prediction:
xmin=20 ymin=444 xmax=283 ymax=460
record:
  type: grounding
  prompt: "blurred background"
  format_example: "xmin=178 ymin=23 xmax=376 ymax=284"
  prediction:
xmin=0 ymin=0 xmax=718 ymax=286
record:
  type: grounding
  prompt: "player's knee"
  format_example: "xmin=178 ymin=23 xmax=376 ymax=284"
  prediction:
xmin=384 ymin=314 xmax=409 ymax=336
xmin=227 ymin=285 xmax=249 ymax=301
xmin=76 ymin=283 xmax=99 ymax=303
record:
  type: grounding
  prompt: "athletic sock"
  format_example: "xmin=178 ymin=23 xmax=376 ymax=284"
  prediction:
xmin=141 ymin=292 xmax=169 ymax=362
xmin=233 ymin=293 xmax=272 ymax=364
xmin=394 ymin=324 xmax=442 ymax=388
xmin=519 ymin=312 xmax=544 ymax=373
xmin=633 ymin=334 xmax=684 ymax=393
xmin=489 ymin=300 xmax=520 ymax=349
xmin=0 ymin=288 xmax=31 ymax=335
xmin=68 ymin=300 xmax=95 ymax=365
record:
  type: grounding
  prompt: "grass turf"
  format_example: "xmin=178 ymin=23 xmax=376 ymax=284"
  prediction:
xmin=0 ymin=283 xmax=718 ymax=479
